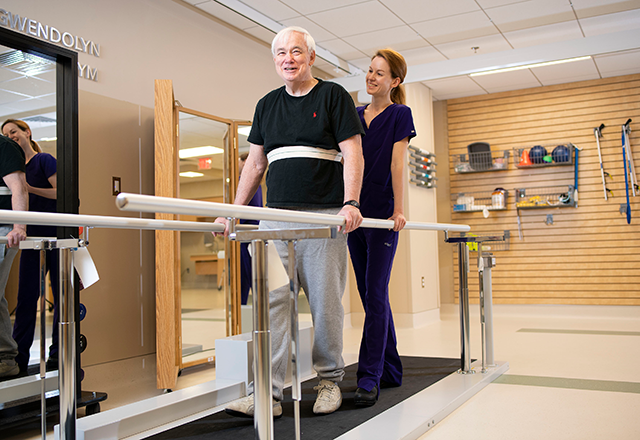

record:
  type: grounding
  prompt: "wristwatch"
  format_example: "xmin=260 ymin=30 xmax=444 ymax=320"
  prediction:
xmin=343 ymin=200 xmax=360 ymax=209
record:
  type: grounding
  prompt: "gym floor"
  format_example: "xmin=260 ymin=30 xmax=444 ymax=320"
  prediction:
xmin=7 ymin=303 xmax=640 ymax=439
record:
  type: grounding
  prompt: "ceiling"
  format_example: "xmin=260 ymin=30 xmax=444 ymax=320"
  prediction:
xmin=0 ymin=44 xmax=57 ymax=150
xmin=182 ymin=0 xmax=640 ymax=100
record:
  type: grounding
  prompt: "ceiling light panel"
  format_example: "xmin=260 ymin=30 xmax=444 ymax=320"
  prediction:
xmin=180 ymin=171 xmax=205 ymax=178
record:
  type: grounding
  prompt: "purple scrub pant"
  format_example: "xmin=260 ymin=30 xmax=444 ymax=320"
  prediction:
xmin=240 ymin=242 xmax=251 ymax=305
xmin=12 ymin=249 xmax=59 ymax=371
xmin=348 ymin=227 xmax=403 ymax=393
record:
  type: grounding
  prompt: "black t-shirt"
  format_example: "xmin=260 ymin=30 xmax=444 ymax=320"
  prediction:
xmin=0 ymin=136 xmax=26 ymax=213
xmin=248 ymin=79 xmax=363 ymax=208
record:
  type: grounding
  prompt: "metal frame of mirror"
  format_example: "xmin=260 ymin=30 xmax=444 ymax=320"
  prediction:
xmin=0 ymin=26 xmax=107 ymax=432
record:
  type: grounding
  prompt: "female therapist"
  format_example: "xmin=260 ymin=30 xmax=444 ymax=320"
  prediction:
xmin=2 ymin=119 xmax=59 ymax=372
xmin=348 ymin=49 xmax=416 ymax=407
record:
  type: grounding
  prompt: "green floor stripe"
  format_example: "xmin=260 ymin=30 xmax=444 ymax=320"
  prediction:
xmin=517 ymin=328 xmax=640 ymax=337
xmin=494 ymin=374 xmax=640 ymax=394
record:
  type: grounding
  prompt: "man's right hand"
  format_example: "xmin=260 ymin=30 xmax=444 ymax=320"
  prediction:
xmin=6 ymin=226 xmax=26 ymax=248
xmin=213 ymin=217 xmax=230 ymax=237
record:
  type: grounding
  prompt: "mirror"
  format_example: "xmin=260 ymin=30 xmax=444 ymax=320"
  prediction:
xmin=177 ymin=109 xmax=232 ymax=368
xmin=0 ymin=44 xmax=58 ymax=383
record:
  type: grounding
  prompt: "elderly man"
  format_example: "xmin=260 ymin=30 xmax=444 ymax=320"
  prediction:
xmin=0 ymin=135 xmax=28 ymax=377
xmin=218 ymin=26 xmax=364 ymax=416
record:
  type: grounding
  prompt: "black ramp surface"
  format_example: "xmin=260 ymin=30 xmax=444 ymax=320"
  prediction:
xmin=149 ymin=356 xmax=461 ymax=440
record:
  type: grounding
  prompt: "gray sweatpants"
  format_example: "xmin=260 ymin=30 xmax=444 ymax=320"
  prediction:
xmin=0 ymin=225 xmax=19 ymax=362
xmin=260 ymin=207 xmax=347 ymax=401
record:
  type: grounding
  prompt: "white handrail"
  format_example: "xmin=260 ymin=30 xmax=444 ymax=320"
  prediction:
xmin=116 ymin=193 xmax=471 ymax=233
xmin=0 ymin=210 xmax=224 ymax=232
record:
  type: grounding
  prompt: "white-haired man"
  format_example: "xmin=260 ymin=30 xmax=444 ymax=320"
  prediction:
xmin=217 ymin=26 xmax=364 ymax=416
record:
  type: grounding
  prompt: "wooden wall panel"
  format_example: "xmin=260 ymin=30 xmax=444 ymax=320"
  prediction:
xmin=447 ymin=73 xmax=640 ymax=305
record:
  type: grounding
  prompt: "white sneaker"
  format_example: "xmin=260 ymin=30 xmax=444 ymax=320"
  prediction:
xmin=0 ymin=360 xmax=19 ymax=378
xmin=313 ymin=379 xmax=342 ymax=414
xmin=225 ymin=394 xmax=283 ymax=419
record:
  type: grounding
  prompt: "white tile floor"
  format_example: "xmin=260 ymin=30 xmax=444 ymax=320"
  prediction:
xmin=5 ymin=303 xmax=640 ymax=439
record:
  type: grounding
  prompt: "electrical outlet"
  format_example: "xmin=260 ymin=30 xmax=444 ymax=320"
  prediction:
xmin=112 ymin=176 xmax=121 ymax=196
xmin=421 ymin=276 xmax=425 ymax=288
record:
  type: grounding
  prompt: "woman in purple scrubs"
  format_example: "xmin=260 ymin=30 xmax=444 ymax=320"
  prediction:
xmin=2 ymin=119 xmax=58 ymax=372
xmin=348 ymin=49 xmax=416 ymax=407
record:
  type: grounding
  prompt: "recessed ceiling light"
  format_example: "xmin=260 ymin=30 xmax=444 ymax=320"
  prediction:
xmin=469 ymin=56 xmax=592 ymax=77
xmin=179 ymin=171 xmax=204 ymax=178
xmin=179 ymin=146 xmax=224 ymax=158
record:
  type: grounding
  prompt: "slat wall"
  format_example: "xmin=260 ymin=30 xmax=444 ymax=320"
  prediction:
xmin=447 ymin=74 xmax=640 ymax=305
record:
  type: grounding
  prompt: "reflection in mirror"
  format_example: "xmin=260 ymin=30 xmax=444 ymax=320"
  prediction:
xmin=178 ymin=111 xmax=230 ymax=364
xmin=0 ymin=44 xmax=58 ymax=384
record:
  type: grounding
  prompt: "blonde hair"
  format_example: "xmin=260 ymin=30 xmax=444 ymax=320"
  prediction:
xmin=2 ymin=118 xmax=42 ymax=153
xmin=373 ymin=49 xmax=407 ymax=105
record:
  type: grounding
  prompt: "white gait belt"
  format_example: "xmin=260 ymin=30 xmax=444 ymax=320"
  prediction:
xmin=0 ymin=187 xmax=11 ymax=195
xmin=267 ymin=146 xmax=343 ymax=164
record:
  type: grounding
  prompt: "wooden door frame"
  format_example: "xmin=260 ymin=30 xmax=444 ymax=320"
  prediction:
xmin=154 ymin=80 xmax=245 ymax=388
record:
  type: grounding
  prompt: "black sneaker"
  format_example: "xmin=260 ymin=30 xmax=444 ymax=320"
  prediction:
xmin=354 ymin=385 xmax=378 ymax=407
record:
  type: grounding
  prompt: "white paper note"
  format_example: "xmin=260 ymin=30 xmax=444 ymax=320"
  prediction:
xmin=73 ymin=246 xmax=99 ymax=289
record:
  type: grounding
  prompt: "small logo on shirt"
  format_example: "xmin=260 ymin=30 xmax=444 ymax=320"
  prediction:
xmin=313 ymin=112 xmax=317 ymax=118
xmin=384 ymin=242 xmax=393 ymax=247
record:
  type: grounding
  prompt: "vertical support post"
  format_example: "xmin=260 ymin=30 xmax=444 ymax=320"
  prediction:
xmin=457 ymin=242 xmax=473 ymax=374
xmin=287 ymin=240 xmax=301 ymax=440
xmin=478 ymin=247 xmax=487 ymax=372
xmin=39 ymin=247 xmax=47 ymax=440
xmin=251 ymin=239 xmax=273 ymax=440
xmin=226 ymin=218 xmax=237 ymax=337
xmin=483 ymin=254 xmax=495 ymax=368
xmin=59 ymin=247 xmax=76 ymax=439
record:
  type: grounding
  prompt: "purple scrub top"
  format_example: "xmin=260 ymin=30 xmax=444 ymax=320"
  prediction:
xmin=357 ymin=104 xmax=416 ymax=218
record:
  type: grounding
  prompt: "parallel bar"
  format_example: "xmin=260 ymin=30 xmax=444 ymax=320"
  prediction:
xmin=0 ymin=210 xmax=225 ymax=232
xmin=457 ymin=243 xmax=473 ymax=374
xmin=288 ymin=240 xmax=301 ymax=440
xmin=59 ymin=248 xmax=76 ymax=440
xmin=115 ymin=193 xmax=470 ymax=233
xmin=39 ymin=248 xmax=47 ymax=440
xmin=483 ymin=257 xmax=495 ymax=368
xmin=251 ymin=240 xmax=273 ymax=440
